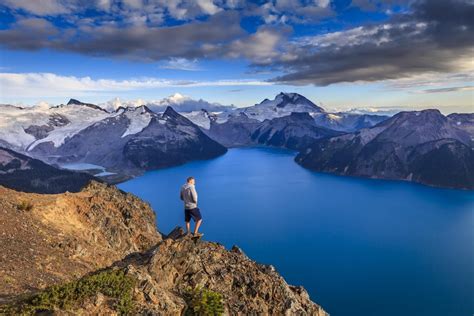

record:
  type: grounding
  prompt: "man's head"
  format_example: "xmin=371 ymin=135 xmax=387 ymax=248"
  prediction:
xmin=186 ymin=176 xmax=195 ymax=185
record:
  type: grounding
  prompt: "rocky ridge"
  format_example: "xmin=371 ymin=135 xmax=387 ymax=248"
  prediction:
xmin=0 ymin=182 xmax=327 ymax=315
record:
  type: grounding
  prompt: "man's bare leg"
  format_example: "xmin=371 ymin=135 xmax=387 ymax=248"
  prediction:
xmin=194 ymin=219 xmax=202 ymax=235
xmin=186 ymin=221 xmax=191 ymax=234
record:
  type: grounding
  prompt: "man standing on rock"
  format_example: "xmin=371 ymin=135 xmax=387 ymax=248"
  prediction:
xmin=180 ymin=177 xmax=203 ymax=237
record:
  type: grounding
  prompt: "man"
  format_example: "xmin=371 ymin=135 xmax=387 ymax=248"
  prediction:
xmin=180 ymin=176 xmax=203 ymax=237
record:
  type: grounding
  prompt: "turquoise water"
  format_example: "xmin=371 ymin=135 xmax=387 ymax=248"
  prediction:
xmin=118 ymin=147 xmax=474 ymax=316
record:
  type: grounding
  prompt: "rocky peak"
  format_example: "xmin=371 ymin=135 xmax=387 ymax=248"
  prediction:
xmin=67 ymin=99 xmax=107 ymax=112
xmin=162 ymin=106 xmax=181 ymax=119
xmin=275 ymin=92 xmax=324 ymax=112
xmin=112 ymin=226 xmax=328 ymax=315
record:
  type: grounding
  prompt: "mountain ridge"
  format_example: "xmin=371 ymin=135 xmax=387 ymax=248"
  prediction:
xmin=296 ymin=109 xmax=474 ymax=189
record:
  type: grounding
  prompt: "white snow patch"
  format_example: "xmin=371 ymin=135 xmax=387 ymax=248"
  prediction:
xmin=28 ymin=105 xmax=110 ymax=150
xmin=121 ymin=108 xmax=152 ymax=138
xmin=182 ymin=111 xmax=212 ymax=129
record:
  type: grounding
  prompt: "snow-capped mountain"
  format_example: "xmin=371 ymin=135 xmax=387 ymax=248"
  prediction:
xmin=0 ymin=100 xmax=111 ymax=151
xmin=0 ymin=100 xmax=226 ymax=181
xmin=241 ymin=92 xmax=324 ymax=122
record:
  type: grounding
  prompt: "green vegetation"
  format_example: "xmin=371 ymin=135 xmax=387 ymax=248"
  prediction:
xmin=0 ymin=269 xmax=136 ymax=315
xmin=16 ymin=201 xmax=33 ymax=211
xmin=184 ymin=286 xmax=225 ymax=316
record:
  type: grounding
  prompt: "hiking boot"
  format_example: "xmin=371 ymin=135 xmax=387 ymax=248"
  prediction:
xmin=193 ymin=232 xmax=204 ymax=238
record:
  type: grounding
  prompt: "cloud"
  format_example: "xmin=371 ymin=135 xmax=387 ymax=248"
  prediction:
xmin=228 ymin=26 xmax=292 ymax=64
xmin=144 ymin=92 xmax=235 ymax=112
xmin=160 ymin=58 xmax=202 ymax=71
xmin=0 ymin=18 xmax=59 ymax=50
xmin=269 ymin=0 xmax=474 ymax=86
xmin=0 ymin=72 xmax=271 ymax=98
xmin=0 ymin=0 xmax=73 ymax=15
xmin=416 ymin=86 xmax=474 ymax=94
xmin=350 ymin=0 xmax=408 ymax=11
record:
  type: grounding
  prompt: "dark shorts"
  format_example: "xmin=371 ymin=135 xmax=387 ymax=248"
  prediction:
xmin=185 ymin=208 xmax=202 ymax=222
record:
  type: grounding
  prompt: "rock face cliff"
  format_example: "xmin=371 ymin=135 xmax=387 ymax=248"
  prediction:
xmin=0 ymin=182 xmax=327 ymax=315
xmin=296 ymin=109 xmax=474 ymax=189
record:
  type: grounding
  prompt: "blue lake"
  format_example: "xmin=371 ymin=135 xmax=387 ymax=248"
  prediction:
xmin=118 ymin=147 xmax=474 ymax=316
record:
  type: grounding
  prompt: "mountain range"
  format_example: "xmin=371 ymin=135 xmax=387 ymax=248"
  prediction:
xmin=296 ymin=110 xmax=474 ymax=189
xmin=0 ymin=93 xmax=472 ymax=189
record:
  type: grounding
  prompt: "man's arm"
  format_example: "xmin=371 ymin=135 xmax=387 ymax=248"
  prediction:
xmin=191 ymin=186 xmax=198 ymax=204
xmin=179 ymin=187 xmax=184 ymax=201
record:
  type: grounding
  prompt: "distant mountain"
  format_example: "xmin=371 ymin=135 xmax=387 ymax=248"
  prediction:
xmin=296 ymin=110 xmax=474 ymax=189
xmin=313 ymin=112 xmax=389 ymax=132
xmin=185 ymin=93 xmax=388 ymax=142
xmin=0 ymin=101 xmax=111 ymax=151
xmin=251 ymin=112 xmax=343 ymax=150
xmin=447 ymin=113 xmax=474 ymax=135
xmin=242 ymin=92 xmax=324 ymax=122
xmin=0 ymin=147 xmax=95 ymax=193
xmin=0 ymin=102 xmax=226 ymax=182
xmin=123 ymin=107 xmax=227 ymax=170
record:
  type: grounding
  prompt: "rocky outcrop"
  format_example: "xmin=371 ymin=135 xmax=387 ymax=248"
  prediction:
xmin=0 ymin=181 xmax=161 ymax=298
xmin=296 ymin=109 xmax=474 ymax=189
xmin=251 ymin=112 xmax=343 ymax=150
xmin=0 ymin=147 xmax=96 ymax=193
xmin=113 ymin=227 xmax=327 ymax=315
xmin=0 ymin=184 xmax=327 ymax=315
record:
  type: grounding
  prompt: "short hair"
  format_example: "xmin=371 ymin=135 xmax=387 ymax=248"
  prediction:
xmin=186 ymin=176 xmax=195 ymax=183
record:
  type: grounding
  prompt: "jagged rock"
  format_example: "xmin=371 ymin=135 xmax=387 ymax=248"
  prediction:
xmin=116 ymin=234 xmax=327 ymax=315
xmin=164 ymin=226 xmax=185 ymax=240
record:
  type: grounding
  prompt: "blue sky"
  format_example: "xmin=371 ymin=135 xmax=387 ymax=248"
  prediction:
xmin=0 ymin=0 xmax=472 ymax=113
